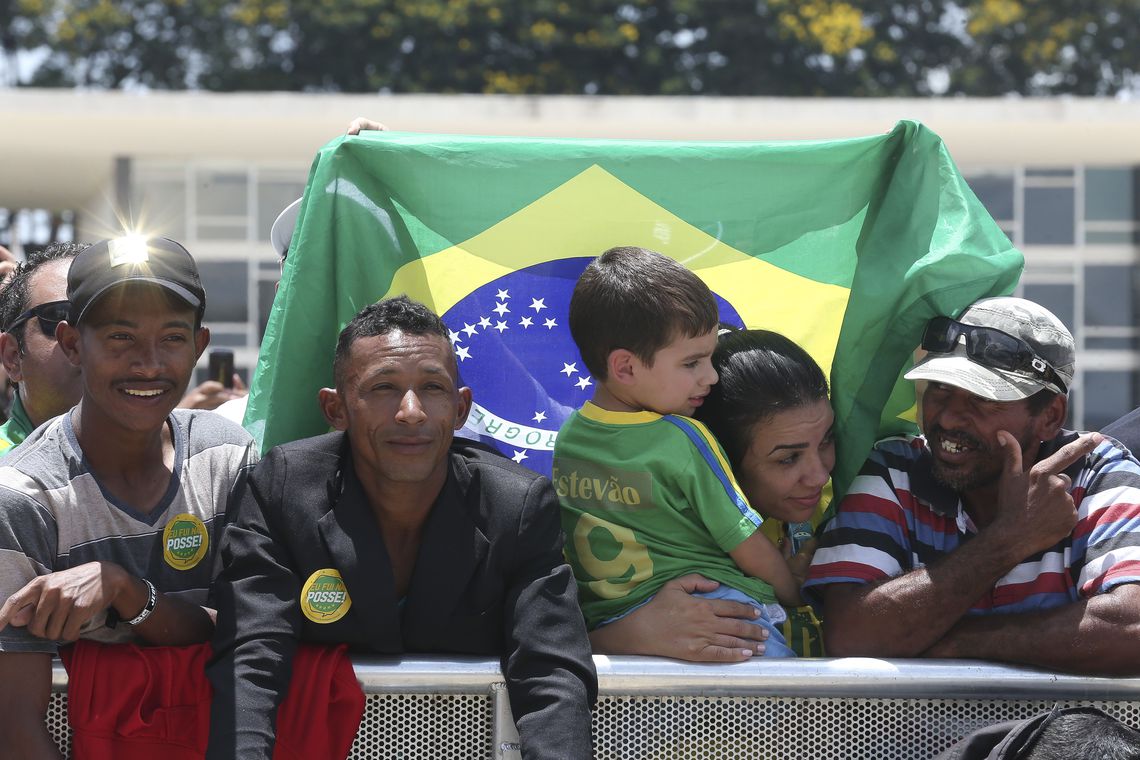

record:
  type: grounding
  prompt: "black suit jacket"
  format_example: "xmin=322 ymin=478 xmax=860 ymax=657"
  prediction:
xmin=206 ymin=433 xmax=597 ymax=760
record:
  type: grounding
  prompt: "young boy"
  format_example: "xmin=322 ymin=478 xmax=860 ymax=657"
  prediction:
xmin=555 ymin=246 xmax=801 ymax=657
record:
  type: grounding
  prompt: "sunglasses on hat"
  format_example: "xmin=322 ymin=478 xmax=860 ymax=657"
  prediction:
xmin=921 ymin=316 xmax=1068 ymax=394
xmin=6 ymin=300 xmax=70 ymax=339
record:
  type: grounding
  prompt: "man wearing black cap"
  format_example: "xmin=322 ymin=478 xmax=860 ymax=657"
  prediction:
xmin=804 ymin=297 xmax=1140 ymax=674
xmin=0 ymin=237 xmax=258 ymax=759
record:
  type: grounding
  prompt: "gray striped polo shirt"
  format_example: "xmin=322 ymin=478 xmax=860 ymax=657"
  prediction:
xmin=0 ymin=408 xmax=258 ymax=653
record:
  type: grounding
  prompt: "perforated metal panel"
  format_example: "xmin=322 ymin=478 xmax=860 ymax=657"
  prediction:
xmin=44 ymin=658 xmax=1140 ymax=759
xmin=348 ymin=694 xmax=493 ymax=760
xmin=47 ymin=692 xmax=70 ymax=758
xmin=591 ymin=696 xmax=1140 ymax=760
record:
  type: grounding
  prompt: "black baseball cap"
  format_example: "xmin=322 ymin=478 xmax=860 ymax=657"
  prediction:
xmin=68 ymin=236 xmax=206 ymax=325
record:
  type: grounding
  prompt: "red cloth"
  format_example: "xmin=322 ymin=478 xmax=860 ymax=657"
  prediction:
xmin=61 ymin=641 xmax=364 ymax=760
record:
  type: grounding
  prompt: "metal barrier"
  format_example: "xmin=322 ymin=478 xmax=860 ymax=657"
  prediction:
xmin=48 ymin=656 xmax=1140 ymax=759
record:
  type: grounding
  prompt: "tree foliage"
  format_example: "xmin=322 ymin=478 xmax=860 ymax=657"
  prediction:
xmin=4 ymin=0 xmax=1138 ymax=95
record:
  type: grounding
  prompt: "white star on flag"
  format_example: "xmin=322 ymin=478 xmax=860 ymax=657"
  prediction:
xmin=532 ymin=411 xmax=547 ymax=423
xmin=448 ymin=329 xmax=462 ymax=344
xmin=477 ymin=315 xmax=492 ymax=329
xmin=560 ymin=362 xmax=578 ymax=376
xmin=575 ymin=376 xmax=592 ymax=390
xmin=492 ymin=302 xmax=510 ymax=316
xmin=530 ymin=297 xmax=547 ymax=313
xmin=544 ymin=318 xmax=558 ymax=329
xmin=496 ymin=289 xmax=510 ymax=300
xmin=511 ymin=450 xmax=529 ymax=463
xmin=462 ymin=322 xmax=478 ymax=337
xmin=519 ymin=317 xmax=534 ymax=328
xmin=456 ymin=345 xmax=472 ymax=361
xmin=494 ymin=320 xmax=508 ymax=333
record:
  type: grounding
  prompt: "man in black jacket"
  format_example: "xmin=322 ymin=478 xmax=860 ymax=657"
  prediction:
xmin=206 ymin=295 xmax=597 ymax=760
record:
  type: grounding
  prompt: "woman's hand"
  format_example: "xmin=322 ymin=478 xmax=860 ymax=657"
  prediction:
xmin=588 ymin=574 xmax=767 ymax=662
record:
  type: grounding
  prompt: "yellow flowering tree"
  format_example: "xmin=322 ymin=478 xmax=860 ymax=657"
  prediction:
xmin=2 ymin=0 xmax=1137 ymax=94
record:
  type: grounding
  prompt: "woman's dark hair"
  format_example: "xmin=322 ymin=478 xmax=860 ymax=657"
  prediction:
xmin=695 ymin=328 xmax=829 ymax=469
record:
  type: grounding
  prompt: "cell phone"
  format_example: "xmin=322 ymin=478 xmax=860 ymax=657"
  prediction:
xmin=207 ymin=349 xmax=235 ymax=389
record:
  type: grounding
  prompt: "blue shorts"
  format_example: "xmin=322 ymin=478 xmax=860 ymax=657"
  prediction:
xmin=690 ymin=586 xmax=796 ymax=658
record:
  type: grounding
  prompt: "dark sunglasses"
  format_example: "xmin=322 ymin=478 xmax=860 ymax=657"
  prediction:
xmin=921 ymin=316 xmax=1068 ymax=394
xmin=6 ymin=300 xmax=70 ymax=338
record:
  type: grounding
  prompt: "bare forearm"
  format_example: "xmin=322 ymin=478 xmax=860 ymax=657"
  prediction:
xmin=588 ymin=613 xmax=663 ymax=656
xmin=109 ymin=567 xmax=214 ymax=645
xmin=1 ymin=720 xmax=62 ymax=760
xmin=0 ymin=654 xmax=61 ymax=760
xmin=823 ymin=533 xmax=1021 ymax=657
xmin=730 ymin=531 xmax=802 ymax=607
xmin=927 ymin=585 xmax=1140 ymax=675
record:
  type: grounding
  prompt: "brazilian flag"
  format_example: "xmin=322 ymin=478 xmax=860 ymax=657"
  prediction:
xmin=245 ymin=120 xmax=1021 ymax=496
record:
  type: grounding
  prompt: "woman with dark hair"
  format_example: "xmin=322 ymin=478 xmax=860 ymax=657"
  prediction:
xmin=589 ymin=328 xmax=834 ymax=659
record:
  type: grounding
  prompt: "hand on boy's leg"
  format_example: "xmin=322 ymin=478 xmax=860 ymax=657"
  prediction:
xmin=589 ymin=573 xmax=767 ymax=662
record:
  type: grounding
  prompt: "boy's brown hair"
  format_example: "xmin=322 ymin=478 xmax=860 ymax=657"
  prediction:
xmin=568 ymin=246 xmax=718 ymax=380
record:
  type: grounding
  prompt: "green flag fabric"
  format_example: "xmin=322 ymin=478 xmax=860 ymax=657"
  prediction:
xmin=245 ymin=120 xmax=1022 ymax=497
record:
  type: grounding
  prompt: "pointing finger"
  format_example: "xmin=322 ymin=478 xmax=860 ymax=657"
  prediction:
xmin=1038 ymin=433 xmax=1101 ymax=476
xmin=0 ymin=583 xmax=39 ymax=631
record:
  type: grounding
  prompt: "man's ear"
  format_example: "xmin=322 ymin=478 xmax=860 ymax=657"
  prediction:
xmin=455 ymin=386 xmax=472 ymax=430
xmin=607 ymin=349 xmax=637 ymax=386
xmin=319 ymin=387 xmax=348 ymax=430
xmin=1034 ymin=393 xmax=1068 ymax=441
xmin=56 ymin=321 xmax=82 ymax=367
xmin=0 ymin=332 xmax=23 ymax=382
xmin=194 ymin=326 xmax=210 ymax=359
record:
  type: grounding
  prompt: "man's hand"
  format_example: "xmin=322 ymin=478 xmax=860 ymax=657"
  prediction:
xmin=346 ymin=117 xmax=388 ymax=135
xmin=589 ymin=574 xmax=767 ymax=662
xmin=0 ymin=562 xmax=132 ymax=642
xmin=179 ymin=375 xmax=247 ymax=411
xmin=993 ymin=431 xmax=1100 ymax=557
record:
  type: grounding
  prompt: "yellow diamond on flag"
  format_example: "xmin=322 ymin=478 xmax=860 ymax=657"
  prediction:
xmin=381 ymin=164 xmax=850 ymax=377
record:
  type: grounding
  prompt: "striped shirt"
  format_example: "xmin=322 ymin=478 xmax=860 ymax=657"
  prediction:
xmin=555 ymin=402 xmax=774 ymax=629
xmin=0 ymin=409 xmax=258 ymax=653
xmin=804 ymin=432 xmax=1140 ymax=614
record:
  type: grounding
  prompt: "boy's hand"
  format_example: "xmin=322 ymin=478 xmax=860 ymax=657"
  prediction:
xmin=786 ymin=537 xmax=818 ymax=589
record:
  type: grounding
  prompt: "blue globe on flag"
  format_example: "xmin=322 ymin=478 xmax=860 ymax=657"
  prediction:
xmin=442 ymin=257 xmax=743 ymax=477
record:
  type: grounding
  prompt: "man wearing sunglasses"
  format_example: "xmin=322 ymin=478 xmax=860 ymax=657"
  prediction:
xmin=805 ymin=297 xmax=1140 ymax=675
xmin=0 ymin=242 xmax=85 ymax=457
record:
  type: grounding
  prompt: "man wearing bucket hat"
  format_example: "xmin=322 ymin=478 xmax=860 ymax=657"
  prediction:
xmin=0 ymin=236 xmax=258 ymax=759
xmin=805 ymin=297 xmax=1140 ymax=674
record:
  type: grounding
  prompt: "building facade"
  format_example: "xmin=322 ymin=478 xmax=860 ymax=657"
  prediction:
xmin=3 ymin=92 xmax=1138 ymax=429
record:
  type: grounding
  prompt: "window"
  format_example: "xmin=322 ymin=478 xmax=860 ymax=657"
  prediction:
xmin=1085 ymin=168 xmax=1138 ymax=222
xmin=130 ymin=163 xmax=307 ymax=245
xmin=1084 ymin=168 xmax=1139 ymax=245
xmin=130 ymin=168 xmax=187 ymax=240
xmin=196 ymin=171 xmax=248 ymax=240
xmin=1083 ymin=371 xmax=1136 ymax=431
xmin=1085 ymin=266 xmax=1136 ymax=328
xmin=1023 ymin=187 xmax=1075 ymax=245
xmin=198 ymin=261 xmax=250 ymax=323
